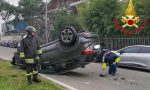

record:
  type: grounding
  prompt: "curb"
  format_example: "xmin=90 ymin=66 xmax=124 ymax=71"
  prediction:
xmin=39 ymin=74 xmax=78 ymax=90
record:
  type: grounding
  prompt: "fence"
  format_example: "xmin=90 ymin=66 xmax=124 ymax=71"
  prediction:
xmin=101 ymin=35 xmax=150 ymax=50
xmin=0 ymin=35 xmax=22 ymax=41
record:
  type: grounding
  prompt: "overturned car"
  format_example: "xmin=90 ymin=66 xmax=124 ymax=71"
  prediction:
xmin=11 ymin=26 xmax=100 ymax=74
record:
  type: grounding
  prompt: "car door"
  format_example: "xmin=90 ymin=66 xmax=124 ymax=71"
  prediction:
xmin=117 ymin=46 xmax=142 ymax=67
xmin=138 ymin=47 xmax=150 ymax=69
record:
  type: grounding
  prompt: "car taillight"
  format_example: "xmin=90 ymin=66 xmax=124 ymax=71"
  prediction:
xmin=83 ymin=47 xmax=94 ymax=55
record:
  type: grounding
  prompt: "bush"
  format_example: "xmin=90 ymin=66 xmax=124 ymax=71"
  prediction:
xmin=86 ymin=0 xmax=121 ymax=37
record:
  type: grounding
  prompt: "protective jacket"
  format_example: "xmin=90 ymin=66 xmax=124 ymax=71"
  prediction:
xmin=103 ymin=52 xmax=120 ymax=65
xmin=19 ymin=35 xmax=42 ymax=64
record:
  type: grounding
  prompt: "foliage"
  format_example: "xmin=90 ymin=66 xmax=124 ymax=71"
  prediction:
xmin=0 ymin=0 xmax=16 ymax=33
xmin=134 ymin=0 xmax=150 ymax=35
xmin=81 ymin=0 xmax=121 ymax=37
xmin=0 ymin=0 xmax=16 ymax=22
xmin=17 ymin=0 xmax=42 ymax=25
xmin=77 ymin=2 xmax=90 ymax=29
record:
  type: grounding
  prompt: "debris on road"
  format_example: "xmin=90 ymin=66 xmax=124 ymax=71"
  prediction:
xmin=99 ymin=74 xmax=106 ymax=77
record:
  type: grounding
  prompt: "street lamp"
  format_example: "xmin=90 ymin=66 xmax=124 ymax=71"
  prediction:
xmin=45 ymin=0 xmax=48 ymax=43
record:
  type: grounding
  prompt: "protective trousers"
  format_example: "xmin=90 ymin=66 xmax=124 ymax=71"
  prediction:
xmin=26 ymin=63 xmax=38 ymax=84
xmin=108 ymin=64 xmax=117 ymax=76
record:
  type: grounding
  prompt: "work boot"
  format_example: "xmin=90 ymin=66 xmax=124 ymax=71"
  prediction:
xmin=33 ymin=74 xmax=41 ymax=82
xmin=27 ymin=75 xmax=32 ymax=85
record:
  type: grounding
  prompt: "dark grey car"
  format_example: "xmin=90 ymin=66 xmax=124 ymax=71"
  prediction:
xmin=11 ymin=26 xmax=100 ymax=74
xmin=113 ymin=45 xmax=150 ymax=71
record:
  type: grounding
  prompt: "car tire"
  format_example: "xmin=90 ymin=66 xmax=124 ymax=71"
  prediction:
xmin=59 ymin=26 xmax=77 ymax=46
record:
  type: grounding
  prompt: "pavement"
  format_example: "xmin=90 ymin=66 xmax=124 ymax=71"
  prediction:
xmin=0 ymin=46 xmax=150 ymax=90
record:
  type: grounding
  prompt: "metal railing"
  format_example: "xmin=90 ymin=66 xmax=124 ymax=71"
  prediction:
xmin=101 ymin=35 xmax=150 ymax=50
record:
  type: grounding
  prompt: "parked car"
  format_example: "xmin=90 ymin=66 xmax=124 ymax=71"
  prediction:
xmin=2 ymin=40 xmax=9 ymax=47
xmin=11 ymin=26 xmax=100 ymax=74
xmin=0 ymin=41 xmax=4 ymax=46
xmin=113 ymin=45 xmax=150 ymax=71
xmin=10 ymin=40 xmax=19 ymax=48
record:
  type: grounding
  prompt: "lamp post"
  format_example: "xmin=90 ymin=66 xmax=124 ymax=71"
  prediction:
xmin=45 ymin=0 xmax=48 ymax=43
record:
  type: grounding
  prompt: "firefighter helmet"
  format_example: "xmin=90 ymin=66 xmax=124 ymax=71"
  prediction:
xmin=26 ymin=26 xmax=37 ymax=33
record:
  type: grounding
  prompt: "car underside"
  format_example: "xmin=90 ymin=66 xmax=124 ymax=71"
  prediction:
xmin=11 ymin=26 xmax=100 ymax=74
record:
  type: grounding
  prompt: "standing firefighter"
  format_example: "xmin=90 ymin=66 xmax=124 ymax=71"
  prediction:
xmin=102 ymin=50 xmax=121 ymax=76
xmin=19 ymin=26 xmax=42 ymax=84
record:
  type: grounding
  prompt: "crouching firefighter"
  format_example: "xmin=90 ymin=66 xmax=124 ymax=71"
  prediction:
xmin=19 ymin=26 xmax=43 ymax=84
xmin=102 ymin=50 xmax=121 ymax=76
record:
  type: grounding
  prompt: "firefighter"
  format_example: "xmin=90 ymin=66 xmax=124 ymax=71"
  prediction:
xmin=19 ymin=26 xmax=42 ymax=84
xmin=102 ymin=50 xmax=121 ymax=76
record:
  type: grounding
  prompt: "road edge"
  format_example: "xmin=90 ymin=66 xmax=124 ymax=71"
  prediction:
xmin=39 ymin=74 xmax=78 ymax=90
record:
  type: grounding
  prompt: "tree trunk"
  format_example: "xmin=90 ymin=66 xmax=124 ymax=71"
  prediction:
xmin=5 ymin=21 xmax=10 ymax=35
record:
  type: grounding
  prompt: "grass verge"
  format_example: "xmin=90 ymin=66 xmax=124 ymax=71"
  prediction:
xmin=0 ymin=60 xmax=64 ymax=90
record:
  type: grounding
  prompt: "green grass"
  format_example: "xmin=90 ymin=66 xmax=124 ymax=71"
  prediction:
xmin=0 ymin=60 xmax=64 ymax=90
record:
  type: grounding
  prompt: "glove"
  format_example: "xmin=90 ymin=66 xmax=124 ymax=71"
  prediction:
xmin=102 ymin=63 xmax=107 ymax=70
xmin=115 ymin=57 xmax=121 ymax=63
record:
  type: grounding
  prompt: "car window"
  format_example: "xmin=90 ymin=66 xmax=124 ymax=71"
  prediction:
xmin=140 ymin=47 xmax=150 ymax=53
xmin=123 ymin=46 xmax=141 ymax=53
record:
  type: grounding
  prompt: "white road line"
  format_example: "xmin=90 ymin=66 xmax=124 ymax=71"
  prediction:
xmin=39 ymin=74 xmax=78 ymax=90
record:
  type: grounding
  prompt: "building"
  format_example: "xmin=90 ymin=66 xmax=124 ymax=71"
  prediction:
xmin=1 ymin=22 xmax=24 ymax=35
xmin=47 ymin=0 xmax=81 ymax=12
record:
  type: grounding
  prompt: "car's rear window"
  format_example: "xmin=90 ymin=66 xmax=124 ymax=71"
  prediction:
xmin=140 ymin=47 xmax=150 ymax=53
xmin=123 ymin=46 xmax=141 ymax=53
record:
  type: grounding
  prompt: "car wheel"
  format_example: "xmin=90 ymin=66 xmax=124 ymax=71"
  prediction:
xmin=59 ymin=26 xmax=77 ymax=46
xmin=11 ymin=56 xmax=16 ymax=65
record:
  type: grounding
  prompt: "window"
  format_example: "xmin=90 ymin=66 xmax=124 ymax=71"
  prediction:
xmin=123 ymin=46 xmax=141 ymax=53
xmin=140 ymin=47 xmax=150 ymax=53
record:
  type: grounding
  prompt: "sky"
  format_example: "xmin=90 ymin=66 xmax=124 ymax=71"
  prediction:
xmin=0 ymin=0 xmax=19 ymax=33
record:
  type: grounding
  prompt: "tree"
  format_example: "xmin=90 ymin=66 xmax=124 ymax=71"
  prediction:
xmin=0 ymin=0 xmax=16 ymax=35
xmin=18 ymin=0 xmax=42 ymax=25
xmin=84 ymin=0 xmax=121 ymax=37
xmin=77 ymin=2 xmax=90 ymax=29
xmin=134 ymin=0 xmax=150 ymax=35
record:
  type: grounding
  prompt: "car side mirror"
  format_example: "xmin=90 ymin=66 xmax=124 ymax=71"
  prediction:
xmin=119 ymin=50 xmax=124 ymax=55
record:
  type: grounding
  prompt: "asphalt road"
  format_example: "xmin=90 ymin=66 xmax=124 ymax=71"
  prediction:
xmin=0 ymin=46 xmax=150 ymax=90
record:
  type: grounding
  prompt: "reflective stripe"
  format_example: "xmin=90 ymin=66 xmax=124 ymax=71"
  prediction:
xmin=115 ymin=57 xmax=121 ymax=63
xmin=20 ymin=52 xmax=25 ymax=58
xmin=102 ymin=63 xmax=107 ymax=69
xmin=33 ymin=71 xmax=38 ymax=74
xmin=26 ymin=73 xmax=32 ymax=76
xmin=37 ymin=49 xmax=42 ymax=54
xmin=25 ymin=59 xmax=34 ymax=64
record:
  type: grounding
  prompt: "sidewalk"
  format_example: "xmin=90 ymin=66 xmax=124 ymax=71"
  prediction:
xmin=0 ymin=46 xmax=16 ymax=60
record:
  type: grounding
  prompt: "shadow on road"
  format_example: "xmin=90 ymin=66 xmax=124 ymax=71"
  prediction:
xmin=60 ymin=71 xmax=87 ymax=77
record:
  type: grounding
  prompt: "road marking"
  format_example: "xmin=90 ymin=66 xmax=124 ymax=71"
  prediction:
xmin=39 ymin=74 xmax=78 ymax=90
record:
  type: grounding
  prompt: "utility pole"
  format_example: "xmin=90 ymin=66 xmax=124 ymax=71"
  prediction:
xmin=45 ymin=0 xmax=48 ymax=43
